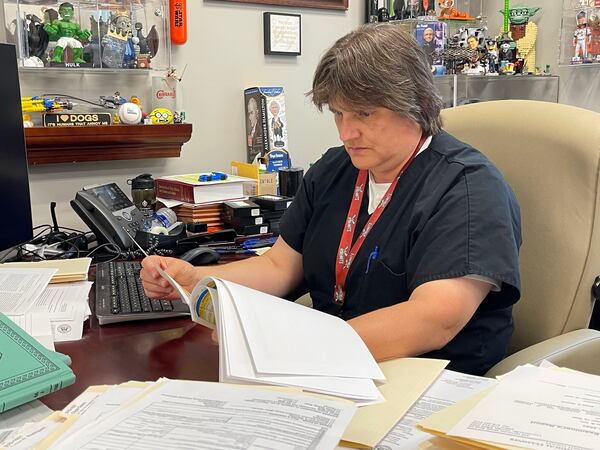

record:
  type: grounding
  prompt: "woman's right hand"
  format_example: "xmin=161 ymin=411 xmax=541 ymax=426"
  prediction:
xmin=140 ymin=255 xmax=199 ymax=300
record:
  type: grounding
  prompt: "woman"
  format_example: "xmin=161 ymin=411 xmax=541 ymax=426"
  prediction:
xmin=141 ymin=24 xmax=521 ymax=375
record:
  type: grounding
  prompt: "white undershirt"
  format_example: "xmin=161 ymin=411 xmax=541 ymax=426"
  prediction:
xmin=366 ymin=135 xmax=500 ymax=292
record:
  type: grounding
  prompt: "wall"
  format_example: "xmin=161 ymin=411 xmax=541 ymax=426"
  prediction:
xmin=8 ymin=0 xmax=600 ymax=231
xmin=12 ymin=0 xmax=362 ymax=230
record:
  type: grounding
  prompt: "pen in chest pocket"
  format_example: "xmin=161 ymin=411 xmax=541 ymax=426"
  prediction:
xmin=365 ymin=245 xmax=379 ymax=274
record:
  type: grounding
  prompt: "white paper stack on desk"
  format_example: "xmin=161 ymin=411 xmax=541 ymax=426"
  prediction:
xmin=0 ymin=259 xmax=93 ymax=348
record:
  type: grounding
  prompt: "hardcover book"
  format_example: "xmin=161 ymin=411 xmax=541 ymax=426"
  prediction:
xmin=0 ymin=312 xmax=75 ymax=413
xmin=155 ymin=174 xmax=250 ymax=204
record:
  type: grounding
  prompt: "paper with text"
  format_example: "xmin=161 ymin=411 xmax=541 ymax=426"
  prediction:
xmin=51 ymin=379 xmax=356 ymax=450
xmin=448 ymin=365 xmax=600 ymax=450
xmin=0 ymin=268 xmax=56 ymax=314
xmin=375 ymin=369 xmax=498 ymax=450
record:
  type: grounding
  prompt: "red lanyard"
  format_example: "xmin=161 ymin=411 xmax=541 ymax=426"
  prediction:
xmin=333 ymin=135 xmax=426 ymax=305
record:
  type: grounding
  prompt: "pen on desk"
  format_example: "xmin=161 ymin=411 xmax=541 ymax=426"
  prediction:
xmin=365 ymin=245 xmax=379 ymax=274
xmin=214 ymin=248 xmax=257 ymax=256
xmin=241 ymin=236 xmax=278 ymax=249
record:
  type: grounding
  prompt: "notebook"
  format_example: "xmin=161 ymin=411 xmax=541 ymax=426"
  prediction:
xmin=0 ymin=312 xmax=75 ymax=412
xmin=1 ymin=257 xmax=91 ymax=283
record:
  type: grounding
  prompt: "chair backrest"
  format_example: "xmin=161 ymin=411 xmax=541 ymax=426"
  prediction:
xmin=441 ymin=100 xmax=600 ymax=354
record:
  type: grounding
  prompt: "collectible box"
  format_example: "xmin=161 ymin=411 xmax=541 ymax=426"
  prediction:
xmin=244 ymin=86 xmax=289 ymax=163
xmin=415 ymin=19 xmax=446 ymax=70
xmin=3 ymin=0 xmax=171 ymax=70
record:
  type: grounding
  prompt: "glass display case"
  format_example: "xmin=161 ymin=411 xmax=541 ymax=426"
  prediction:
xmin=433 ymin=74 xmax=559 ymax=109
xmin=559 ymin=0 xmax=600 ymax=66
xmin=3 ymin=0 xmax=170 ymax=70
xmin=366 ymin=0 xmax=491 ymax=75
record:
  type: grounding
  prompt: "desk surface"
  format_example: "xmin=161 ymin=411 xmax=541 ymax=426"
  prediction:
xmin=43 ymin=272 xmax=219 ymax=410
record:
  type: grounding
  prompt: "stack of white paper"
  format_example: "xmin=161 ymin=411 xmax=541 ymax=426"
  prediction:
xmin=186 ymin=277 xmax=386 ymax=403
xmin=0 ymin=267 xmax=92 ymax=349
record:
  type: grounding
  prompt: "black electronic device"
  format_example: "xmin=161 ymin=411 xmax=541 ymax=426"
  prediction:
xmin=180 ymin=247 xmax=221 ymax=265
xmin=95 ymin=260 xmax=189 ymax=325
xmin=0 ymin=44 xmax=33 ymax=253
xmin=70 ymin=183 xmax=147 ymax=250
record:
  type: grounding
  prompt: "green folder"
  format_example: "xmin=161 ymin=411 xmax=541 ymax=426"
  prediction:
xmin=0 ymin=312 xmax=75 ymax=413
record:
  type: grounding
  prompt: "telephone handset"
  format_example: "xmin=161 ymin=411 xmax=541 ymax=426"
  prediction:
xmin=71 ymin=183 xmax=146 ymax=250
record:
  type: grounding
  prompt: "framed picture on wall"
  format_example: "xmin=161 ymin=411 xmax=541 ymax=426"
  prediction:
xmin=216 ymin=0 xmax=346 ymax=10
xmin=264 ymin=12 xmax=301 ymax=56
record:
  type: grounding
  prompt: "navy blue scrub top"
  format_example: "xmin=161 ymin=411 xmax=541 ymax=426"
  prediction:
xmin=280 ymin=131 xmax=522 ymax=375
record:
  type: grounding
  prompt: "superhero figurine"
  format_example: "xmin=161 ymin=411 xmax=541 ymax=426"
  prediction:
xmin=44 ymin=2 xmax=91 ymax=64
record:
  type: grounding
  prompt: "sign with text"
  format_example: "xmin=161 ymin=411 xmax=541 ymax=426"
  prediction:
xmin=44 ymin=113 xmax=112 ymax=127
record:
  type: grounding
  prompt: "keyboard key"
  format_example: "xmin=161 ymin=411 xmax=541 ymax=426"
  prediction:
xmin=151 ymin=299 xmax=163 ymax=311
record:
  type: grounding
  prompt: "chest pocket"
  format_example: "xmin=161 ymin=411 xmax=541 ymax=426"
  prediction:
xmin=356 ymin=259 xmax=410 ymax=316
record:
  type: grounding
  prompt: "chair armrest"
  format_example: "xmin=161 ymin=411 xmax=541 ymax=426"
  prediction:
xmin=485 ymin=329 xmax=600 ymax=377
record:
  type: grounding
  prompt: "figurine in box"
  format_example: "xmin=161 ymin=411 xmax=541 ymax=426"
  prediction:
xmin=245 ymin=95 xmax=265 ymax=163
xmin=573 ymin=10 xmax=592 ymax=63
xmin=269 ymin=101 xmax=285 ymax=148
xmin=44 ymin=2 xmax=91 ymax=65
xmin=416 ymin=21 xmax=445 ymax=71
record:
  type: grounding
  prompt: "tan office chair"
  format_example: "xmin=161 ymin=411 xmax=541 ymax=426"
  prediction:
xmin=441 ymin=100 xmax=600 ymax=376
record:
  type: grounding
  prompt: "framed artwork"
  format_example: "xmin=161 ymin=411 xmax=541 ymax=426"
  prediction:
xmin=217 ymin=0 xmax=347 ymax=10
xmin=264 ymin=12 xmax=301 ymax=56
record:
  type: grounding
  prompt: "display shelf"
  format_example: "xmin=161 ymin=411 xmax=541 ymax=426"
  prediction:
xmin=433 ymin=74 xmax=559 ymax=108
xmin=25 ymin=123 xmax=192 ymax=164
xmin=4 ymin=0 xmax=170 ymax=70
xmin=559 ymin=0 xmax=600 ymax=66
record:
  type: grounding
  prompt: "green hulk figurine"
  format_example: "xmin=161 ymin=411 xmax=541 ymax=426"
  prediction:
xmin=44 ymin=2 xmax=91 ymax=64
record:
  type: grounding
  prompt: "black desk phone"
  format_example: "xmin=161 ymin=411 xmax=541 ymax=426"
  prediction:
xmin=71 ymin=183 xmax=146 ymax=249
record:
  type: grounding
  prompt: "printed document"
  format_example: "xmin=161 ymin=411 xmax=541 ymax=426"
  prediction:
xmin=0 ymin=268 xmax=56 ymax=314
xmin=0 ymin=401 xmax=51 ymax=433
xmin=51 ymin=379 xmax=356 ymax=450
xmin=448 ymin=365 xmax=600 ymax=450
xmin=376 ymin=370 xmax=498 ymax=450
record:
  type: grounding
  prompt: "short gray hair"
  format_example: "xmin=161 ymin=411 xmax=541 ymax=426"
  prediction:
xmin=309 ymin=23 xmax=443 ymax=136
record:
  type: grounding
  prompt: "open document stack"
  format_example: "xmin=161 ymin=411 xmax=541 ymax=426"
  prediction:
xmin=165 ymin=273 xmax=387 ymax=403
xmin=416 ymin=363 xmax=600 ymax=450
xmin=0 ymin=357 xmax=450 ymax=450
xmin=0 ymin=258 xmax=92 ymax=349
xmin=0 ymin=379 xmax=357 ymax=449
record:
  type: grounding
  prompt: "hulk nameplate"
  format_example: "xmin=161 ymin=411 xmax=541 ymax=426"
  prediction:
xmin=44 ymin=112 xmax=112 ymax=127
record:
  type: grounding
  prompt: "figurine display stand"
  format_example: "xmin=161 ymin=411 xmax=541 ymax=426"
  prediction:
xmin=559 ymin=0 xmax=600 ymax=65
xmin=3 ymin=0 xmax=170 ymax=70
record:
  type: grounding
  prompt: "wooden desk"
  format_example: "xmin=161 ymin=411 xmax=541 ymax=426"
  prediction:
xmin=42 ymin=273 xmax=219 ymax=410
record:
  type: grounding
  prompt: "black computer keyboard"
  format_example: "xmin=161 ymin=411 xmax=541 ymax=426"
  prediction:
xmin=95 ymin=261 xmax=189 ymax=325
